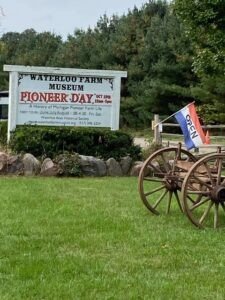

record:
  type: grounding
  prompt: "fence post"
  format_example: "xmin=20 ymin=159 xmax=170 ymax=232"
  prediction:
xmin=152 ymin=114 xmax=162 ymax=145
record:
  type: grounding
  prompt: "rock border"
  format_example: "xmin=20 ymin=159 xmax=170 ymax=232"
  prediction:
xmin=0 ymin=152 xmax=143 ymax=177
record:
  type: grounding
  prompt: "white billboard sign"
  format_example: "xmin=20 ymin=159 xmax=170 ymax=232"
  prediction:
xmin=4 ymin=65 xmax=127 ymax=141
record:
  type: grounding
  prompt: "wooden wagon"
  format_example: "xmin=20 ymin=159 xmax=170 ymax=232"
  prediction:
xmin=138 ymin=143 xmax=225 ymax=229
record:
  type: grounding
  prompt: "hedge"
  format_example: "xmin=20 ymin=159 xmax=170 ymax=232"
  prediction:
xmin=9 ymin=126 xmax=142 ymax=160
xmin=0 ymin=121 xmax=7 ymax=146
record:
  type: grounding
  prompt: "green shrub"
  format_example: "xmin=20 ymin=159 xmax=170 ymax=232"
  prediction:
xmin=142 ymin=142 xmax=164 ymax=161
xmin=10 ymin=126 xmax=142 ymax=160
xmin=54 ymin=152 xmax=82 ymax=177
xmin=0 ymin=121 xmax=8 ymax=146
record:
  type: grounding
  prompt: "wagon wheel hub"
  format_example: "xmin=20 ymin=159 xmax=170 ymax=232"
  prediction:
xmin=211 ymin=186 xmax=225 ymax=204
xmin=164 ymin=175 xmax=179 ymax=192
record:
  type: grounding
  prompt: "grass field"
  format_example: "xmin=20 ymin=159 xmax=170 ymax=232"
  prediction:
xmin=1 ymin=176 xmax=225 ymax=299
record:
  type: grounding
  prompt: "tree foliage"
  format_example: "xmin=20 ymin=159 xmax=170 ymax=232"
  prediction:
xmin=0 ymin=1 xmax=204 ymax=127
xmin=0 ymin=29 xmax=62 ymax=89
xmin=174 ymin=0 xmax=225 ymax=76
xmin=174 ymin=0 xmax=225 ymax=123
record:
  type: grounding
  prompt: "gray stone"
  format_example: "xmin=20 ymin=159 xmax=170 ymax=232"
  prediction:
xmin=130 ymin=161 xmax=144 ymax=176
xmin=79 ymin=155 xmax=107 ymax=176
xmin=120 ymin=156 xmax=132 ymax=175
xmin=22 ymin=153 xmax=41 ymax=176
xmin=40 ymin=158 xmax=58 ymax=176
xmin=106 ymin=157 xmax=123 ymax=176
xmin=0 ymin=152 xmax=9 ymax=173
xmin=6 ymin=155 xmax=24 ymax=174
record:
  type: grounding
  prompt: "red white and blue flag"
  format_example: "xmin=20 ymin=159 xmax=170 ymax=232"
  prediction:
xmin=174 ymin=103 xmax=206 ymax=150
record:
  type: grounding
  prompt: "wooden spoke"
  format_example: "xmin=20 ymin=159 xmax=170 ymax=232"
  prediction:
xmin=202 ymin=162 xmax=214 ymax=186
xmin=166 ymin=191 xmax=172 ymax=214
xmin=195 ymin=185 xmax=207 ymax=203
xmin=160 ymin=153 xmax=171 ymax=172
xmin=221 ymin=177 xmax=225 ymax=186
xmin=144 ymin=185 xmax=166 ymax=197
xmin=174 ymin=190 xmax=183 ymax=212
xmin=214 ymin=203 xmax=219 ymax=229
xmin=153 ymin=189 xmax=169 ymax=209
xmin=216 ymin=158 xmax=223 ymax=185
xmin=143 ymin=177 xmax=164 ymax=183
xmin=220 ymin=202 xmax=225 ymax=214
xmin=186 ymin=190 xmax=209 ymax=195
xmin=184 ymin=180 xmax=199 ymax=192
xmin=149 ymin=162 xmax=162 ymax=174
xmin=191 ymin=174 xmax=212 ymax=190
xmin=187 ymin=194 xmax=197 ymax=204
xmin=171 ymin=149 xmax=179 ymax=172
xmin=190 ymin=197 xmax=211 ymax=211
xmin=199 ymin=201 xmax=214 ymax=225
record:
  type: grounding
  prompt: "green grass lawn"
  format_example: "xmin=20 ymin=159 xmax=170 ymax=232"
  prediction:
xmin=1 ymin=177 xmax=225 ymax=299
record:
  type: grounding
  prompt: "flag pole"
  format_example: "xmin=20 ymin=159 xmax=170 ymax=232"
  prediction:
xmin=153 ymin=101 xmax=195 ymax=128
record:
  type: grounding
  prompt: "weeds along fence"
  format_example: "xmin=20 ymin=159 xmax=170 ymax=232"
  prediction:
xmin=152 ymin=114 xmax=225 ymax=153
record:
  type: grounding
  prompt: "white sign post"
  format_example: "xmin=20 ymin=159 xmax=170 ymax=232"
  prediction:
xmin=4 ymin=65 xmax=127 ymax=141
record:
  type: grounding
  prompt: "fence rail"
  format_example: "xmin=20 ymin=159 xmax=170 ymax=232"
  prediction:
xmin=152 ymin=114 xmax=225 ymax=153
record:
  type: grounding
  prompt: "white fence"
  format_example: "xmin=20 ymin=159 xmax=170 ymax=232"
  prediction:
xmin=152 ymin=114 xmax=225 ymax=153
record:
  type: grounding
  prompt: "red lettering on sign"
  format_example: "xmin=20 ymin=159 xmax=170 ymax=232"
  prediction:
xmin=19 ymin=92 xmax=68 ymax=103
xmin=71 ymin=93 xmax=94 ymax=104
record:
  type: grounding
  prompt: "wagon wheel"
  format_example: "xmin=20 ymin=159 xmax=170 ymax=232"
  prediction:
xmin=182 ymin=153 xmax=225 ymax=228
xmin=138 ymin=146 xmax=197 ymax=215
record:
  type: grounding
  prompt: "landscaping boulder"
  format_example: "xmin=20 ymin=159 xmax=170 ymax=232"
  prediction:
xmin=22 ymin=153 xmax=41 ymax=176
xmin=106 ymin=158 xmax=123 ymax=176
xmin=0 ymin=152 xmax=9 ymax=173
xmin=130 ymin=161 xmax=144 ymax=176
xmin=6 ymin=155 xmax=24 ymax=174
xmin=120 ymin=156 xmax=132 ymax=175
xmin=79 ymin=155 xmax=107 ymax=176
xmin=40 ymin=158 xmax=59 ymax=176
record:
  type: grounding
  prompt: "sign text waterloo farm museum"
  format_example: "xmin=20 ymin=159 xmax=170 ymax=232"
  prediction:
xmin=4 ymin=65 xmax=127 ymax=140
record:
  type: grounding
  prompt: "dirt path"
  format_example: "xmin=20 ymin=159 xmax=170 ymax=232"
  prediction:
xmin=133 ymin=137 xmax=150 ymax=149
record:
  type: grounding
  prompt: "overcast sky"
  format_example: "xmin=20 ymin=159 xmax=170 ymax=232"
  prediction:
xmin=0 ymin=0 xmax=147 ymax=39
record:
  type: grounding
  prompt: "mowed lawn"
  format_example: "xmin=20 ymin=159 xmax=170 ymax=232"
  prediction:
xmin=1 ymin=177 xmax=225 ymax=299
